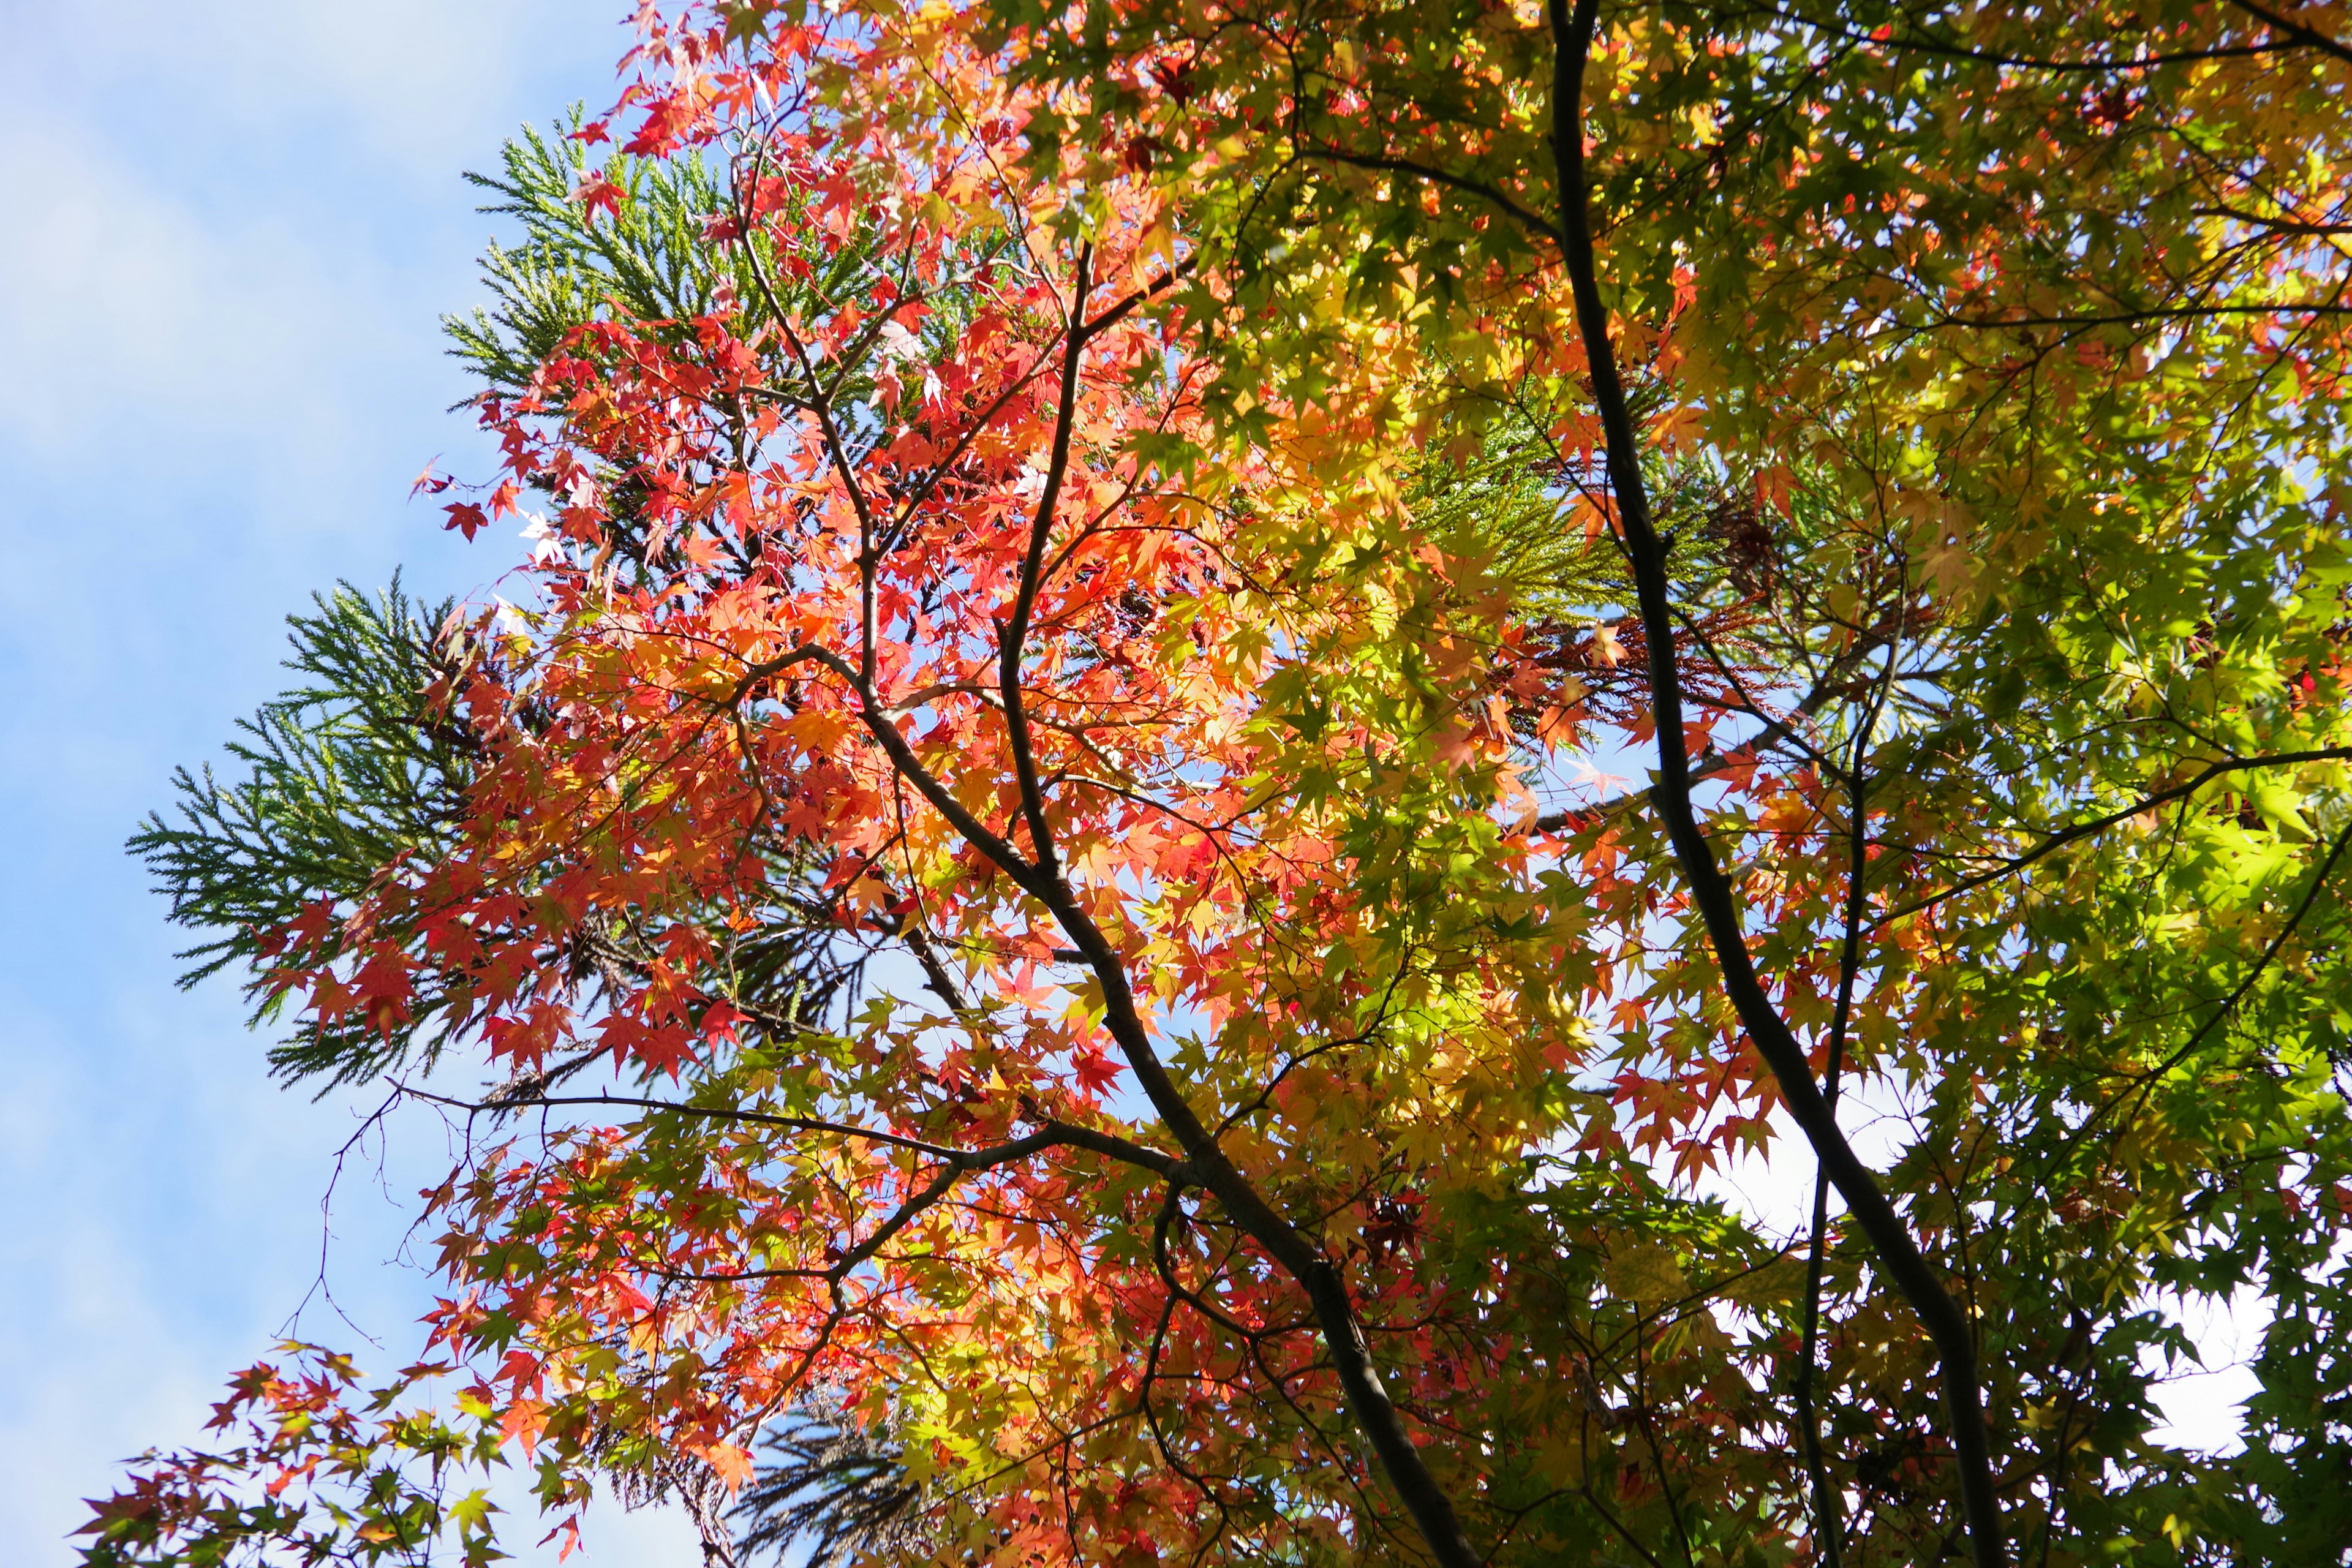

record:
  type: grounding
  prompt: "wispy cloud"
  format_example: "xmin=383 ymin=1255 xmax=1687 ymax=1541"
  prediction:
xmin=0 ymin=4 xmax=705 ymax=1562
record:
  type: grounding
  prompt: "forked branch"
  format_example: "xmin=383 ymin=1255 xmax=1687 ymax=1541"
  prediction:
xmin=747 ymin=248 xmax=1489 ymax=1567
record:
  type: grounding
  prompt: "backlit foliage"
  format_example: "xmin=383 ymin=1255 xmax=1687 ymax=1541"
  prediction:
xmin=82 ymin=4 xmax=2352 ymax=1567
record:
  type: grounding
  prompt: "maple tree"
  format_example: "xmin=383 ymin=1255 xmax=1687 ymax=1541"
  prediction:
xmin=81 ymin=2 xmax=2352 ymax=1567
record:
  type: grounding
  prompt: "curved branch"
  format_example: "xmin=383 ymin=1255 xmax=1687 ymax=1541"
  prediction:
xmin=403 ymin=1085 xmax=1183 ymax=1180
xmin=1792 ymin=636 xmax=1896 ymax=1568
xmin=1546 ymin=2 xmax=2006 ymax=1562
xmin=2227 ymin=0 xmax=2352 ymax=66
xmin=815 ymin=489 xmax=1488 ymax=1568
xmin=2066 ymin=815 xmax=2352 ymax=1156
xmin=1294 ymin=143 xmax=1564 ymax=246
xmin=998 ymin=245 xmax=1094 ymax=876
xmin=1879 ymin=744 xmax=2352 ymax=928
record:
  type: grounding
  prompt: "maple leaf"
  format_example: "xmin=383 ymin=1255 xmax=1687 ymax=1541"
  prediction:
xmin=1069 ymin=1043 xmax=1121 ymax=1097
xmin=571 ymin=170 xmax=625 ymax=224
xmin=537 ymin=1515 xmax=582 ymax=1561
xmin=704 ymin=1442 xmax=756 ymax=1492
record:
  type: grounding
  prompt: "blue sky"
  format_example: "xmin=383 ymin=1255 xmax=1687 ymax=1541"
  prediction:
xmin=0 ymin=2 xmax=698 ymax=1559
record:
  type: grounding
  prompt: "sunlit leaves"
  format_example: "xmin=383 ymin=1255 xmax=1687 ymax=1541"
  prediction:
xmin=88 ymin=2 xmax=2352 ymax=1566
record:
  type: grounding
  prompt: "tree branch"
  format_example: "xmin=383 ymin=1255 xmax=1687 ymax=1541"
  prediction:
xmin=1792 ymin=636 xmax=1896 ymax=1568
xmin=2064 ymin=815 xmax=2352 ymax=1157
xmin=998 ymin=246 xmax=1094 ymax=876
xmin=1877 ymin=744 xmax=2352 ymax=929
xmin=2227 ymin=0 xmax=2352 ymax=67
xmin=1295 ymin=143 xmax=1564 ymax=247
xmin=401 ymin=1085 xmax=1184 ymax=1181
xmin=722 ymin=228 xmax=1488 ymax=1566
xmin=1547 ymin=2 xmax=2005 ymax=1561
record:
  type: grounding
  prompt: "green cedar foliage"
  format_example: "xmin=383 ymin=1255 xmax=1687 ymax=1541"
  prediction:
xmin=130 ymin=581 xmax=475 ymax=1087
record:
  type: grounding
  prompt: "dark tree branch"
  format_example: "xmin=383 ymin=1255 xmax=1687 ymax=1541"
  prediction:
xmin=1758 ymin=0 xmax=2297 ymax=72
xmin=2065 ymin=816 xmax=2352 ymax=1158
xmin=402 ymin=1084 xmax=1185 ymax=1180
xmin=1546 ymin=1 xmax=2006 ymax=1562
xmin=1931 ymin=300 xmax=2352 ymax=328
xmin=2227 ymin=0 xmax=2352 ymax=66
xmin=1792 ymin=637 xmax=1896 ymax=1568
xmin=768 ymin=364 xmax=1490 ymax=1567
xmin=1528 ymin=625 xmax=1896 ymax=832
xmin=1295 ymin=143 xmax=1566 ymax=246
xmin=999 ymin=245 xmax=1095 ymax=876
xmin=1877 ymin=744 xmax=2352 ymax=928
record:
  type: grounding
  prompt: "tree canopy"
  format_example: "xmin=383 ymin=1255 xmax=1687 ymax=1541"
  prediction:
xmin=81 ymin=4 xmax=2352 ymax=1567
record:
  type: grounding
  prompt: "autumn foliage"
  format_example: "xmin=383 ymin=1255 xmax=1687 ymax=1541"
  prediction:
xmin=85 ymin=3 xmax=2352 ymax=1567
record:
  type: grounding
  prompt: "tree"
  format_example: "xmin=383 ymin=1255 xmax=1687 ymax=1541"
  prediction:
xmin=81 ymin=4 xmax=2352 ymax=1567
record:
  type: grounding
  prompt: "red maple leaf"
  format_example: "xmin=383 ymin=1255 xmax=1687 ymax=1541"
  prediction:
xmin=572 ymin=170 xmax=627 ymax=224
xmin=1071 ymin=1044 xmax=1122 ymax=1096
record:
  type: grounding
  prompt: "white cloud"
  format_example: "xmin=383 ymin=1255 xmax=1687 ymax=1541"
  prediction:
xmin=0 ymin=117 xmax=365 ymax=464
xmin=0 ymin=4 xmax=702 ymax=1562
xmin=0 ymin=981 xmax=709 ymax=1566
xmin=0 ymin=0 xmax=623 ymax=497
xmin=5 ymin=0 xmax=624 ymax=184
